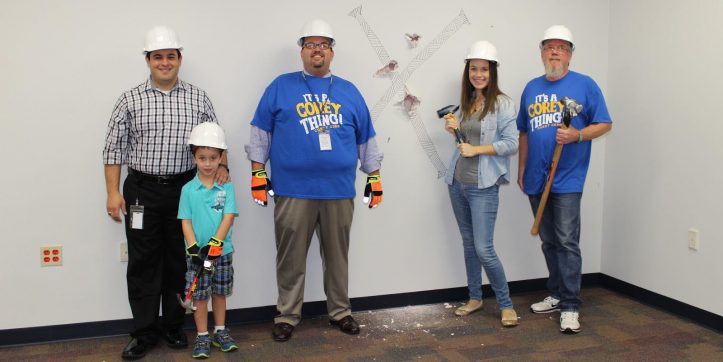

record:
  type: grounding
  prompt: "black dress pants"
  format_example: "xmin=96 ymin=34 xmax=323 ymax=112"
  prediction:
xmin=122 ymin=171 xmax=193 ymax=342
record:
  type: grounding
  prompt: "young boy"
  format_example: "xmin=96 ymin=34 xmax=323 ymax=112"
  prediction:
xmin=178 ymin=122 xmax=239 ymax=359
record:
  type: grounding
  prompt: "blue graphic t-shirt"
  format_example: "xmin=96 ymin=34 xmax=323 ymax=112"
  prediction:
xmin=178 ymin=175 xmax=239 ymax=256
xmin=250 ymin=72 xmax=375 ymax=199
xmin=516 ymin=71 xmax=612 ymax=194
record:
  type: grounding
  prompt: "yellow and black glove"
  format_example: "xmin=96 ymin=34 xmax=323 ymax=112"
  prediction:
xmin=185 ymin=242 xmax=203 ymax=266
xmin=194 ymin=237 xmax=224 ymax=271
xmin=204 ymin=237 xmax=224 ymax=261
xmin=251 ymin=168 xmax=274 ymax=206
xmin=362 ymin=174 xmax=383 ymax=209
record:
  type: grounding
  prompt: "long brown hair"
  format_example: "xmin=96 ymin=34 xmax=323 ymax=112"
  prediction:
xmin=459 ymin=60 xmax=504 ymax=121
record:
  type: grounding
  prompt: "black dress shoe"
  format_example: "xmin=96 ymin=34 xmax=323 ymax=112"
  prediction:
xmin=164 ymin=329 xmax=188 ymax=349
xmin=121 ymin=337 xmax=154 ymax=360
xmin=329 ymin=315 xmax=360 ymax=335
xmin=272 ymin=322 xmax=295 ymax=342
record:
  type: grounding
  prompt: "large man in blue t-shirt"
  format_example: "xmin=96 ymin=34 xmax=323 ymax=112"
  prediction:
xmin=245 ymin=19 xmax=383 ymax=342
xmin=517 ymin=25 xmax=612 ymax=334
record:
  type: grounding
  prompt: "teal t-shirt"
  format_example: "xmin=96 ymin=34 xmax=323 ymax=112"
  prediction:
xmin=178 ymin=175 xmax=239 ymax=255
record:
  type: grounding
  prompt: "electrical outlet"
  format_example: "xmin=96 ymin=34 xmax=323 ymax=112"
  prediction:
xmin=688 ymin=228 xmax=700 ymax=251
xmin=120 ymin=242 xmax=128 ymax=262
xmin=40 ymin=245 xmax=63 ymax=266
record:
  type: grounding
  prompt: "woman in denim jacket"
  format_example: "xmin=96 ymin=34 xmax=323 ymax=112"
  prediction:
xmin=443 ymin=40 xmax=519 ymax=327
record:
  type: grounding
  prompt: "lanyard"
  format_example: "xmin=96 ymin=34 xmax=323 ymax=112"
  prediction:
xmin=301 ymin=71 xmax=334 ymax=112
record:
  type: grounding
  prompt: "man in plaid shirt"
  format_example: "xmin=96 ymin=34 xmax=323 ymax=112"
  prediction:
xmin=103 ymin=25 xmax=229 ymax=360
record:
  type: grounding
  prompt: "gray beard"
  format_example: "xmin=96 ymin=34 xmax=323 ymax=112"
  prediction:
xmin=545 ymin=63 xmax=565 ymax=79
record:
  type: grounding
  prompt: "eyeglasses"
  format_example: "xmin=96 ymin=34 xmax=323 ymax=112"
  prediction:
xmin=542 ymin=44 xmax=572 ymax=53
xmin=303 ymin=42 xmax=331 ymax=50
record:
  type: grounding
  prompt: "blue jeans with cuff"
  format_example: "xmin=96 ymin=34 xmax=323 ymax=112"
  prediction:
xmin=448 ymin=180 xmax=513 ymax=309
xmin=529 ymin=192 xmax=582 ymax=312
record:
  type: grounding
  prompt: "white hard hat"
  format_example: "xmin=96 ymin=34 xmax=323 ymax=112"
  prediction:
xmin=297 ymin=19 xmax=335 ymax=47
xmin=465 ymin=40 xmax=499 ymax=65
xmin=143 ymin=26 xmax=183 ymax=54
xmin=540 ymin=25 xmax=575 ymax=51
xmin=188 ymin=122 xmax=227 ymax=150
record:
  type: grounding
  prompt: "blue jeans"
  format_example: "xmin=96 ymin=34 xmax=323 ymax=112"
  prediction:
xmin=448 ymin=180 xmax=513 ymax=309
xmin=529 ymin=192 xmax=582 ymax=312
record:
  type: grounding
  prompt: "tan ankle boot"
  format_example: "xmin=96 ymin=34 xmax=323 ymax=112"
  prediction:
xmin=454 ymin=300 xmax=483 ymax=316
xmin=501 ymin=308 xmax=519 ymax=327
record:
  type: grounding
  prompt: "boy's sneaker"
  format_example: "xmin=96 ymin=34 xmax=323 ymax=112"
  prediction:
xmin=192 ymin=334 xmax=212 ymax=359
xmin=212 ymin=328 xmax=238 ymax=352
xmin=530 ymin=296 xmax=560 ymax=313
xmin=560 ymin=311 xmax=581 ymax=333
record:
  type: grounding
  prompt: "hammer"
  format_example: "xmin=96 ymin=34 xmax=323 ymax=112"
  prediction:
xmin=436 ymin=105 xmax=466 ymax=144
xmin=176 ymin=258 xmax=214 ymax=311
xmin=530 ymin=96 xmax=583 ymax=235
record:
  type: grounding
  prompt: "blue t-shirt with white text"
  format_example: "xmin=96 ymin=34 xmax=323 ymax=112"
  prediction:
xmin=516 ymin=71 xmax=612 ymax=194
xmin=251 ymin=72 xmax=375 ymax=199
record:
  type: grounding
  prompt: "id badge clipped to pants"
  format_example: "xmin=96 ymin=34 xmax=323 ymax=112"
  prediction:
xmin=130 ymin=201 xmax=144 ymax=230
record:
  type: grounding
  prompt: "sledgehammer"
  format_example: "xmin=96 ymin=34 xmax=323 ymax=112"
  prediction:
xmin=436 ymin=105 xmax=466 ymax=144
xmin=530 ymin=96 xmax=583 ymax=236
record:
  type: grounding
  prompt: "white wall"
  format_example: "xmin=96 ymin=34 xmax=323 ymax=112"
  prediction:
xmin=604 ymin=0 xmax=723 ymax=315
xmin=0 ymin=0 xmax=611 ymax=330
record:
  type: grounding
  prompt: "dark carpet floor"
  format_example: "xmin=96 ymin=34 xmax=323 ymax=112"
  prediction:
xmin=1 ymin=287 xmax=721 ymax=361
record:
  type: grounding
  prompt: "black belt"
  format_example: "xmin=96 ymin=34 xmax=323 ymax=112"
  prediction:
xmin=128 ymin=168 xmax=196 ymax=185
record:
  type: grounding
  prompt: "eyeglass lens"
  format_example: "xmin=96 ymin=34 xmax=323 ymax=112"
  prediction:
xmin=304 ymin=43 xmax=330 ymax=50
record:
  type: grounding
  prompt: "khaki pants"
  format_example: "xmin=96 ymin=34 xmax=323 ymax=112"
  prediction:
xmin=273 ymin=197 xmax=354 ymax=325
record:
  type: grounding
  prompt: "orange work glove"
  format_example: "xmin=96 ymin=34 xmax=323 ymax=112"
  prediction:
xmin=362 ymin=174 xmax=383 ymax=209
xmin=251 ymin=168 xmax=274 ymax=206
xmin=197 ymin=237 xmax=224 ymax=271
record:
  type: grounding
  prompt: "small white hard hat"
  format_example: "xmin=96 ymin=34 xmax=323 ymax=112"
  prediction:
xmin=297 ymin=19 xmax=335 ymax=47
xmin=465 ymin=40 xmax=499 ymax=65
xmin=540 ymin=25 xmax=575 ymax=51
xmin=188 ymin=122 xmax=227 ymax=150
xmin=143 ymin=25 xmax=183 ymax=54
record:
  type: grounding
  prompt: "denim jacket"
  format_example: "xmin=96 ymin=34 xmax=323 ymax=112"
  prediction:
xmin=444 ymin=95 xmax=519 ymax=188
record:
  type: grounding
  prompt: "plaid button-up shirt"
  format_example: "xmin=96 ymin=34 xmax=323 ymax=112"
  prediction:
xmin=103 ymin=78 xmax=217 ymax=175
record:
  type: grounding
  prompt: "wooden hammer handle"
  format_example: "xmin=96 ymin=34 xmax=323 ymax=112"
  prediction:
xmin=530 ymin=142 xmax=564 ymax=235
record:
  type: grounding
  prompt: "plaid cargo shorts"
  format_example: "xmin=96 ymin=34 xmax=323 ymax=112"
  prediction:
xmin=184 ymin=253 xmax=234 ymax=300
